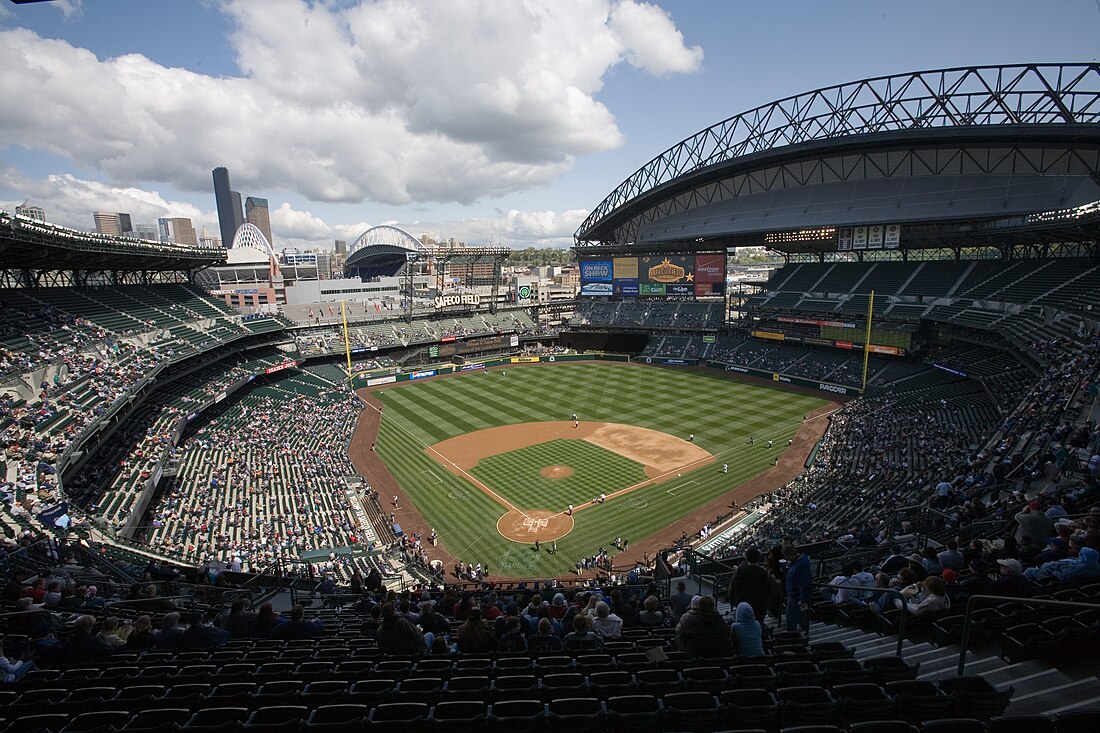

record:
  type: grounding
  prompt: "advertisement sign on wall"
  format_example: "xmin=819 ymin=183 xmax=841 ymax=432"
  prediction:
xmin=694 ymin=253 xmax=724 ymax=283
xmin=613 ymin=257 xmax=639 ymax=280
xmin=639 ymin=282 xmax=666 ymax=296
xmin=640 ymin=254 xmax=695 ymax=284
xmin=579 ymin=260 xmax=613 ymax=282
xmin=580 ymin=282 xmax=613 ymax=296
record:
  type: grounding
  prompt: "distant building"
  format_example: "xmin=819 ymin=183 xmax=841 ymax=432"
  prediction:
xmin=117 ymin=213 xmax=133 ymax=235
xmin=93 ymin=211 xmax=123 ymax=236
xmin=198 ymin=225 xmax=221 ymax=249
xmin=212 ymin=167 xmax=243 ymax=249
xmin=245 ymin=196 xmax=273 ymax=246
xmin=14 ymin=202 xmax=45 ymax=222
xmin=334 ymin=239 xmax=347 ymax=256
xmin=133 ymin=223 xmax=158 ymax=240
xmin=158 ymin=217 xmax=198 ymax=245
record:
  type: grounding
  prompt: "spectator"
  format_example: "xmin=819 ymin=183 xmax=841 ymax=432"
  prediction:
xmin=124 ymin=615 xmax=156 ymax=652
xmin=728 ymin=546 xmax=773 ymax=622
xmin=784 ymin=546 xmax=812 ymax=633
xmin=529 ymin=617 xmax=564 ymax=653
xmin=638 ymin=595 xmax=665 ymax=628
xmin=62 ymin=615 xmax=112 ymax=664
xmin=271 ymin=604 xmax=325 ymax=640
xmin=375 ymin=601 xmax=425 ymax=656
xmin=993 ymin=558 xmax=1032 ymax=597
xmin=454 ymin=607 xmax=496 ymax=654
xmin=154 ymin=612 xmax=185 ymax=651
xmin=729 ymin=601 xmax=764 ymax=658
xmin=676 ymin=595 xmax=734 ymax=658
xmin=668 ymin=580 xmax=693 ymax=619
xmin=179 ymin=610 xmax=230 ymax=650
xmin=0 ymin=638 xmax=34 ymax=683
xmin=564 ymin=614 xmax=603 ymax=653
xmin=937 ymin=540 xmax=965 ymax=571
xmin=497 ymin=616 xmax=528 ymax=654
xmin=590 ymin=601 xmax=623 ymax=640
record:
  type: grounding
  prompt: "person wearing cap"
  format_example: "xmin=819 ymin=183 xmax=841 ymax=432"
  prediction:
xmin=1030 ymin=537 xmax=1069 ymax=566
xmin=992 ymin=559 xmax=1032 ymax=597
xmin=675 ymin=594 xmax=733 ymax=658
xmin=941 ymin=569 xmax=968 ymax=606
xmin=879 ymin=545 xmax=909 ymax=575
xmin=959 ymin=559 xmax=995 ymax=597
xmin=905 ymin=553 xmax=929 ymax=583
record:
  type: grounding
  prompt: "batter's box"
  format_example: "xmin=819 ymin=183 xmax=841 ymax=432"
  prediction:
xmin=522 ymin=516 xmax=549 ymax=533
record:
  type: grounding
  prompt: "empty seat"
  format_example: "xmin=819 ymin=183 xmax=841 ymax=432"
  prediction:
xmin=820 ymin=658 xmax=873 ymax=685
xmin=299 ymin=680 xmax=350 ymax=707
xmin=366 ymin=702 xmax=429 ymax=731
xmin=6 ymin=714 xmax=72 ymax=733
xmin=731 ymin=663 xmax=778 ymax=689
xmin=865 ymin=656 xmax=920 ymax=683
xmin=547 ymin=697 xmax=605 ymax=733
xmin=1055 ymin=709 xmax=1100 ymax=733
xmin=775 ymin=661 xmax=825 ymax=686
xmin=921 ymin=719 xmax=988 ymax=733
xmin=988 ymin=715 xmax=1057 ymax=733
xmin=682 ymin=666 xmax=729 ymax=693
xmin=777 ymin=686 xmax=841 ymax=727
xmin=663 ymin=691 xmax=722 ymax=732
xmin=587 ymin=670 xmax=636 ymax=699
xmin=540 ymin=673 xmax=587 ymax=701
xmin=635 ymin=668 xmax=683 ymax=696
xmin=443 ymin=675 xmax=491 ymax=701
xmin=182 ymin=707 xmax=251 ymax=730
xmin=848 ymin=722 xmax=917 ymax=733
xmin=244 ymin=705 xmax=309 ymax=730
xmin=122 ymin=708 xmax=194 ymax=732
xmin=832 ymin=682 xmax=899 ymax=721
xmin=61 ymin=711 xmax=133 ymax=732
xmin=886 ymin=680 xmax=955 ymax=722
xmin=427 ymin=700 xmax=487 ymax=732
xmin=486 ymin=699 xmax=546 ymax=727
xmin=491 ymin=675 xmax=539 ymax=701
xmin=605 ymin=694 xmax=663 ymax=733
xmin=719 ymin=688 xmax=780 ymax=730
xmin=394 ymin=677 xmax=444 ymax=705
xmin=305 ymin=704 xmax=369 ymax=732
xmin=348 ymin=678 xmax=395 ymax=706
xmin=938 ymin=676 xmax=1013 ymax=719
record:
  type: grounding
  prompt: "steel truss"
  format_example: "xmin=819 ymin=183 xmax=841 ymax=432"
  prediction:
xmin=576 ymin=63 xmax=1100 ymax=245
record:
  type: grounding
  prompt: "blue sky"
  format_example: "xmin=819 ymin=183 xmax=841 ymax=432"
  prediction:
xmin=1 ymin=0 xmax=1098 ymax=249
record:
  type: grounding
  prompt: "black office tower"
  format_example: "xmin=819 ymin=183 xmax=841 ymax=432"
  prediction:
xmin=212 ymin=167 xmax=237 ymax=249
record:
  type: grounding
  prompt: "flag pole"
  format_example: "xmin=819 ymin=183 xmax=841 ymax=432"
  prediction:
xmin=861 ymin=290 xmax=874 ymax=392
xmin=341 ymin=300 xmax=353 ymax=380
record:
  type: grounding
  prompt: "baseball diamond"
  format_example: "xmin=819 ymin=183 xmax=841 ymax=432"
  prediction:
xmin=355 ymin=361 xmax=830 ymax=577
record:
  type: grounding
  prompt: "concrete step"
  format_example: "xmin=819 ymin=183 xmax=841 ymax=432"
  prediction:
xmin=1009 ymin=678 xmax=1100 ymax=716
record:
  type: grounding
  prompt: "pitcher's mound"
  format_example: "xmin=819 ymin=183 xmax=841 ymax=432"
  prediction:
xmin=497 ymin=509 xmax=574 ymax=542
xmin=539 ymin=465 xmax=573 ymax=479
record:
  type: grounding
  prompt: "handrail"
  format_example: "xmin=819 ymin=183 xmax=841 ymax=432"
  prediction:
xmin=813 ymin=580 xmax=912 ymax=659
xmin=956 ymin=594 xmax=1100 ymax=675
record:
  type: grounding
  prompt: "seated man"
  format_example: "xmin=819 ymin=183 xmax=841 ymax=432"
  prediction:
xmin=563 ymin=615 xmax=603 ymax=652
xmin=271 ymin=604 xmax=325 ymax=640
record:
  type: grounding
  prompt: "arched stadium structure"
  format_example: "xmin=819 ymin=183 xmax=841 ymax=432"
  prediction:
xmin=344 ymin=224 xmax=428 ymax=279
xmin=0 ymin=63 xmax=1098 ymax=726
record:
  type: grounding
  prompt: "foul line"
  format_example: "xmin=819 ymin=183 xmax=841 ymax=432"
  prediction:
xmin=667 ymin=480 xmax=700 ymax=495
xmin=359 ymin=390 xmax=532 ymax=522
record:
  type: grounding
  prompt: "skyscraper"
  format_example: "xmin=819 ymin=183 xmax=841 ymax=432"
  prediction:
xmin=212 ymin=167 xmax=242 ymax=249
xmin=93 ymin=211 xmax=122 ymax=236
xmin=334 ymin=239 xmax=347 ymax=256
xmin=117 ymin=213 xmax=133 ymax=235
xmin=245 ymin=196 xmax=273 ymax=245
xmin=158 ymin=217 xmax=198 ymax=245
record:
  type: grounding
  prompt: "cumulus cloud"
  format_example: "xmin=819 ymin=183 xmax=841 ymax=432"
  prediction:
xmin=0 ymin=0 xmax=701 ymax=207
xmin=610 ymin=1 xmax=704 ymax=76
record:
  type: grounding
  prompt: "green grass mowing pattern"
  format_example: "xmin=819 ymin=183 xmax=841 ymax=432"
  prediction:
xmin=468 ymin=439 xmax=649 ymax=509
xmin=373 ymin=362 xmax=829 ymax=576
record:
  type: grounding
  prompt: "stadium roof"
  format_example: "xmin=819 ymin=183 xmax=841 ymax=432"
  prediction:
xmin=575 ymin=63 xmax=1100 ymax=254
xmin=0 ymin=211 xmax=226 ymax=271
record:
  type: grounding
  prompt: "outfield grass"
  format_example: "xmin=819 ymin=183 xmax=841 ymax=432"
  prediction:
xmin=374 ymin=362 xmax=828 ymax=576
xmin=468 ymin=438 xmax=650 ymax=509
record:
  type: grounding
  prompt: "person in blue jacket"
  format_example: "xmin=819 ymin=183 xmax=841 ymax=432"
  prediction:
xmin=784 ymin=546 xmax=812 ymax=633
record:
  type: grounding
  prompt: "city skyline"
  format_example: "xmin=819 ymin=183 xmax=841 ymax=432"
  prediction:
xmin=1 ymin=0 xmax=1098 ymax=251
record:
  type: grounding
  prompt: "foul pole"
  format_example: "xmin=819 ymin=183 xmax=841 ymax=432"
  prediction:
xmin=341 ymin=300 xmax=353 ymax=379
xmin=861 ymin=290 xmax=874 ymax=392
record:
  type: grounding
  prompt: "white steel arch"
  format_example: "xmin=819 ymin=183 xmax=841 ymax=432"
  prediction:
xmin=231 ymin=223 xmax=277 ymax=260
xmin=349 ymin=224 xmax=427 ymax=256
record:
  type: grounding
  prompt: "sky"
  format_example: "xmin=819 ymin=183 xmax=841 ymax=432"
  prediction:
xmin=1 ymin=0 xmax=1098 ymax=251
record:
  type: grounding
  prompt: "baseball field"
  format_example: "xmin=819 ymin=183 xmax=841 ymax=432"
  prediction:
xmin=364 ymin=362 xmax=831 ymax=577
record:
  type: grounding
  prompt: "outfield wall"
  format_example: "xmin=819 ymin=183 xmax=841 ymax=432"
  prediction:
xmin=348 ymin=352 xmax=856 ymax=396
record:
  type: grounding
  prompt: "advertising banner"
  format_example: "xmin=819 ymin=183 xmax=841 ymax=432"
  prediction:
xmin=695 ymin=282 xmax=725 ymax=296
xmin=510 ymin=356 xmax=540 ymax=363
xmin=694 ymin=253 xmax=725 ymax=283
xmin=580 ymin=260 xmax=613 ymax=282
xmin=640 ymin=254 xmax=695 ymax=284
xmin=778 ymin=316 xmax=857 ymax=329
xmin=884 ymin=223 xmax=901 ymax=248
xmin=613 ymin=257 xmax=639 ymax=280
xmin=366 ymin=375 xmax=397 ymax=386
xmin=639 ymin=282 xmax=666 ymax=296
xmin=613 ymin=280 xmax=639 ymax=297
xmin=580 ymin=282 xmax=613 ymax=296
xmin=867 ymin=344 xmax=900 ymax=355
xmin=752 ymin=330 xmax=785 ymax=341
xmin=265 ymin=359 xmax=297 ymax=374
xmin=460 ymin=362 xmax=486 ymax=371
xmin=410 ymin=369 xmax=437 ymax=380
xmin=509 ymin=335 xmax=519 ymax=347
xmin=641 ymin=357 xmax=697 ymax=366
xmin=668 ymin=283 xmax=695 ymax=296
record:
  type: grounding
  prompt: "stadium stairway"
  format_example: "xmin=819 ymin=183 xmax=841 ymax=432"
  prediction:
xmin=800 ymin=618 xmax=1100 ymax=717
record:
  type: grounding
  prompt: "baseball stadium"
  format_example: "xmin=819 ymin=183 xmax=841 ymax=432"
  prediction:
xmin=3 ymin=62 xmax=1100 ymax=728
